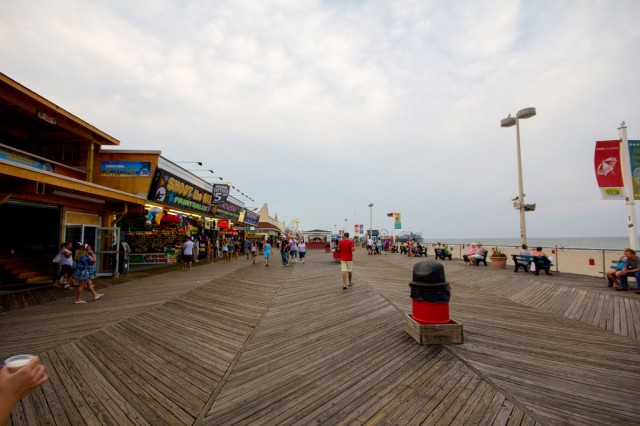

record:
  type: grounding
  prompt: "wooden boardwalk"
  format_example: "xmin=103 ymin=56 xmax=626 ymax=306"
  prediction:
xmin=1 ymin=250 xmax=639 ymax=425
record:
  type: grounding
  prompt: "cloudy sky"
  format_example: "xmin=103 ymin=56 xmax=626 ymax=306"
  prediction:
xmin=2 ymin=0 xmax=640 ymax=239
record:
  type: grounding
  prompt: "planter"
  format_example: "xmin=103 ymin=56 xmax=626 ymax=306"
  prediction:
xmin=490 ymin=256 xmax=507 ymax=269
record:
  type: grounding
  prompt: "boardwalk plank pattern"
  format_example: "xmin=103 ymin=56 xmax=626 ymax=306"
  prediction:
xmin=1 ymin=250 xmax=639 ymax=425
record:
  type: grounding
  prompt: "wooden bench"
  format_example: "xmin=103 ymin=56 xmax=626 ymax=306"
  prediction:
xmin=434 ymin=249 xmax=451 ymax=260
xmin=415 ymin=247 xmax=427 ymax=257
xmin=472 ymin=251 xmax=488 ymax=266
xmin=532 ymin=256 xmax=553 ymax=275
xmin=463 ymin=252 xmax=488 ymax=266
xmin=512 ymin=255 xmax=533 ymax=272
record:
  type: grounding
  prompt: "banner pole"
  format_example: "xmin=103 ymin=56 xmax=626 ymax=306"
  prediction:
xmin=392 ymin=211 xmax=396 ymax=244
xmin=619 ymin=121 xmax=638 ymax=250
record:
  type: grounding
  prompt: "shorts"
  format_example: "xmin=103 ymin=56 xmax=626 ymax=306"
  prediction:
xmin=182 ymin=255 xmax=193 ymax=263
xmin=299 ymin=252 xmax=306 ymax=258
xmin=340 ymin=261 xmax=353 ymax=272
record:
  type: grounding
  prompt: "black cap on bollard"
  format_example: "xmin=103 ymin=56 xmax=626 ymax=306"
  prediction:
xmin=408 ymin=261 xmax=451 ymax=303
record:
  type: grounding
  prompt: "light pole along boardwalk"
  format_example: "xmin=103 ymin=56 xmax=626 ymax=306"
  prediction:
xmin=1 ymin=249 xmax=639 ymax=425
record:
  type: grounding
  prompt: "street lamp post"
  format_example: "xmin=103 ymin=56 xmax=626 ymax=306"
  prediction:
xmin=344 ymin=218 xmax=347 ymax=234
xmin=368 ymin=203 xmax=373 ymax=240
xmin=501 ymin=107 xmax=536 ymax=246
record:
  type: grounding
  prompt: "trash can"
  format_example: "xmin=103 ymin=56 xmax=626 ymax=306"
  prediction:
xmin=408 ymin=261 xmax=451 ymax=324
xmin=119 ymin=242 xmax=131 ymax=275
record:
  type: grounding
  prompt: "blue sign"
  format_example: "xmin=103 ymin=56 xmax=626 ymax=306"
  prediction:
xmin=101 ymin=161 xmax=151 ymax=176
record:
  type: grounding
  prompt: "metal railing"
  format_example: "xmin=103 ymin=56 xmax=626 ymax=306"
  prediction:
xmin=424 ymin=243 xmax=625 ymax=278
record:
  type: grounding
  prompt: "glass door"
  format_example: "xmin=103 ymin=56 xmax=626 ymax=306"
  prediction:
xmin=95 ymin=227 xmax=120 ymax=277
xmin=65 ymin=225 xmax=120 ymax=277
xmin=65 ymin=225 xmax=83 ymax=247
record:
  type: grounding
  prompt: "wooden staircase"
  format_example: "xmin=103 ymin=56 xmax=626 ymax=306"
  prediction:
xmin=0 ymin=254 xmax=53 ymax=285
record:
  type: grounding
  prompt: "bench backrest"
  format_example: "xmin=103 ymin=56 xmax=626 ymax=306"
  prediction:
xmin=512 ymin=255 xmax=533 ymax=263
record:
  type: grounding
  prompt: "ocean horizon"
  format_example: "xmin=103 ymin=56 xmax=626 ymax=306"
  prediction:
xmin=428 ymin=237 xmax=636 ymax=250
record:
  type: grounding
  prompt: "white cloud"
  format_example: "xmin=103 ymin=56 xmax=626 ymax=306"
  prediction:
xmin=1 ymin=0 xmax=640 ymax=239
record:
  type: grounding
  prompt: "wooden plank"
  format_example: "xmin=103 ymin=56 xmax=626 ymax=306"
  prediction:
xmin=1 ymin=251 xmax=640 ymax=425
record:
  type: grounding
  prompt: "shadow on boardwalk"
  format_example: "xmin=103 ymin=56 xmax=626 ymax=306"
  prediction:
xmin=1 ymin=250 xmax=639 ymax=425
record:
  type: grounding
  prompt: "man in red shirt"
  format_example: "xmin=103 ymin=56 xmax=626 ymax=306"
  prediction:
xmin=338 ymin=232 xmax=355 ymax=290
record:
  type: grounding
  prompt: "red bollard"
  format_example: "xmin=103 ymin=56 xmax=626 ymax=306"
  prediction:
xmin=409 ymin=261 xmax=451 ymax=324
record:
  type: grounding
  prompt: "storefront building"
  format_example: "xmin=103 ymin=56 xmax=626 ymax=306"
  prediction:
xmin=0 ymin=72 xmax=148 ymax=283
xmin=0 ymin=72 xmax=279 ymax=282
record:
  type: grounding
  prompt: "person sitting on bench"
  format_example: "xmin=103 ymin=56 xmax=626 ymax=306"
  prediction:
xmin=614 ymin=248 xmax=640 ymax=292
xmin=469 ymin=243 xmax=487 ymax=265
xmin=606 ymin=255 xmax=627 ymax=288
xmin=463 ymin=243 xmax=477 ymax=265
xmin=531 ymin=246 xmax=555 ymax=275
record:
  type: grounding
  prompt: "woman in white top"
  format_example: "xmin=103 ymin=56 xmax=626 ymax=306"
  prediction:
xmin=298 ymin=240 xmax=307 ymax=264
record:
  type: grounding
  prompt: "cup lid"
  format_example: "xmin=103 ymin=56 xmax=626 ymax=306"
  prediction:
xmin=4 ymin=354 xmax=33 ymax=366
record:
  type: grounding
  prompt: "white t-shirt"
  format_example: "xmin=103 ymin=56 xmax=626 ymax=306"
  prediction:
xmin=182 ymin=240 xmax=194 ymax=255
xmin=60 ymin=248 xmax=73 ymax=266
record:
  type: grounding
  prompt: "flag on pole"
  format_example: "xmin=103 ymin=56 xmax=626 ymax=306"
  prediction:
xmin=594 ymin=140 xmax=624 ymax=199
xmin=628 ymin=140 xmax=640 ymax=200
xmin=386 ymin=212 xmax=393 ymax=217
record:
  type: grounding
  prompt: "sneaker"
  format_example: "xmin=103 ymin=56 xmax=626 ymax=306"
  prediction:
xmin=74 ymin=300 xmax=87 ymax=304
xmin=343 ymin=286 xmax=347 ymax=290
xmin=348 ymin=282 xmax=353 ymax=287
xmin=94 ymin=294 xmax=104 ymax=300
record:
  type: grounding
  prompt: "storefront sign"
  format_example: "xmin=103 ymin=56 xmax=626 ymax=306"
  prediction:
xmin=101 ymin=161 xmax=152 ymax=176
xmin=129 ymin=253 xmax=178 ymax=264
xmin=212 ymin=183 xmax=230 ymax=203
xmin=0 ymin=147 xmax=54 ymax=172
xmin=243 ymin=210 xmax=260 ymax=226
xmin=212 ymin=201 xmax=241 ymax=220
xmin=148 ymin=169 xmax=213 ymax=214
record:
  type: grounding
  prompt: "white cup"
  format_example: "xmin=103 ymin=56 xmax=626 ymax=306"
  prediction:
xmin=3 ymin=354 xmax=33 ymax=371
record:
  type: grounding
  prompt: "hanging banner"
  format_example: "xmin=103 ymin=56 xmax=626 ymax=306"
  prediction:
xmin=394 ymin=213 xmax=401 ymax=229
xmin=629 ymin=140 xmax=640 ymax=200
xmin=354 ymin=224 xmax=358 ymax=234
xmin=594 ymin=140 xmax=625 ymax=199
xmin=359 ymin=224 xmax=364 ymax=234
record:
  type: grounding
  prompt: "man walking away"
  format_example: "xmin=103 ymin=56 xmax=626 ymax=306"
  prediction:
xmin=280 ymin=236 xmax=289 ymax=267
xmin=338 ymin=232 xmax=355 ymax=289
xmin=182 ymin=237 xmax=194 ymax=271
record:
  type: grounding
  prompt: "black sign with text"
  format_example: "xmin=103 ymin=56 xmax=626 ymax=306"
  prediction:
xmin=148 ymin=169 xmax=213 ymax=214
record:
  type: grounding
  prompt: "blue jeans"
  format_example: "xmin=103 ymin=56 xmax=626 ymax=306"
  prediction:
xmin=281 ymin=251 xmax=288 ymax=266
xmin=618 ymin=270 xmax=640 ymax=289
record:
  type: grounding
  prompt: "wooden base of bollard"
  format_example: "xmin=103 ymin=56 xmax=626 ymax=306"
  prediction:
xmin=404 ymin=314 xmax=463 ymax=345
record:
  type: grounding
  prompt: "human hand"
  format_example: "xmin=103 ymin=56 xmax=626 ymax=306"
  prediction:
xmin=0 ymin=356 xmax=48 ymax=402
